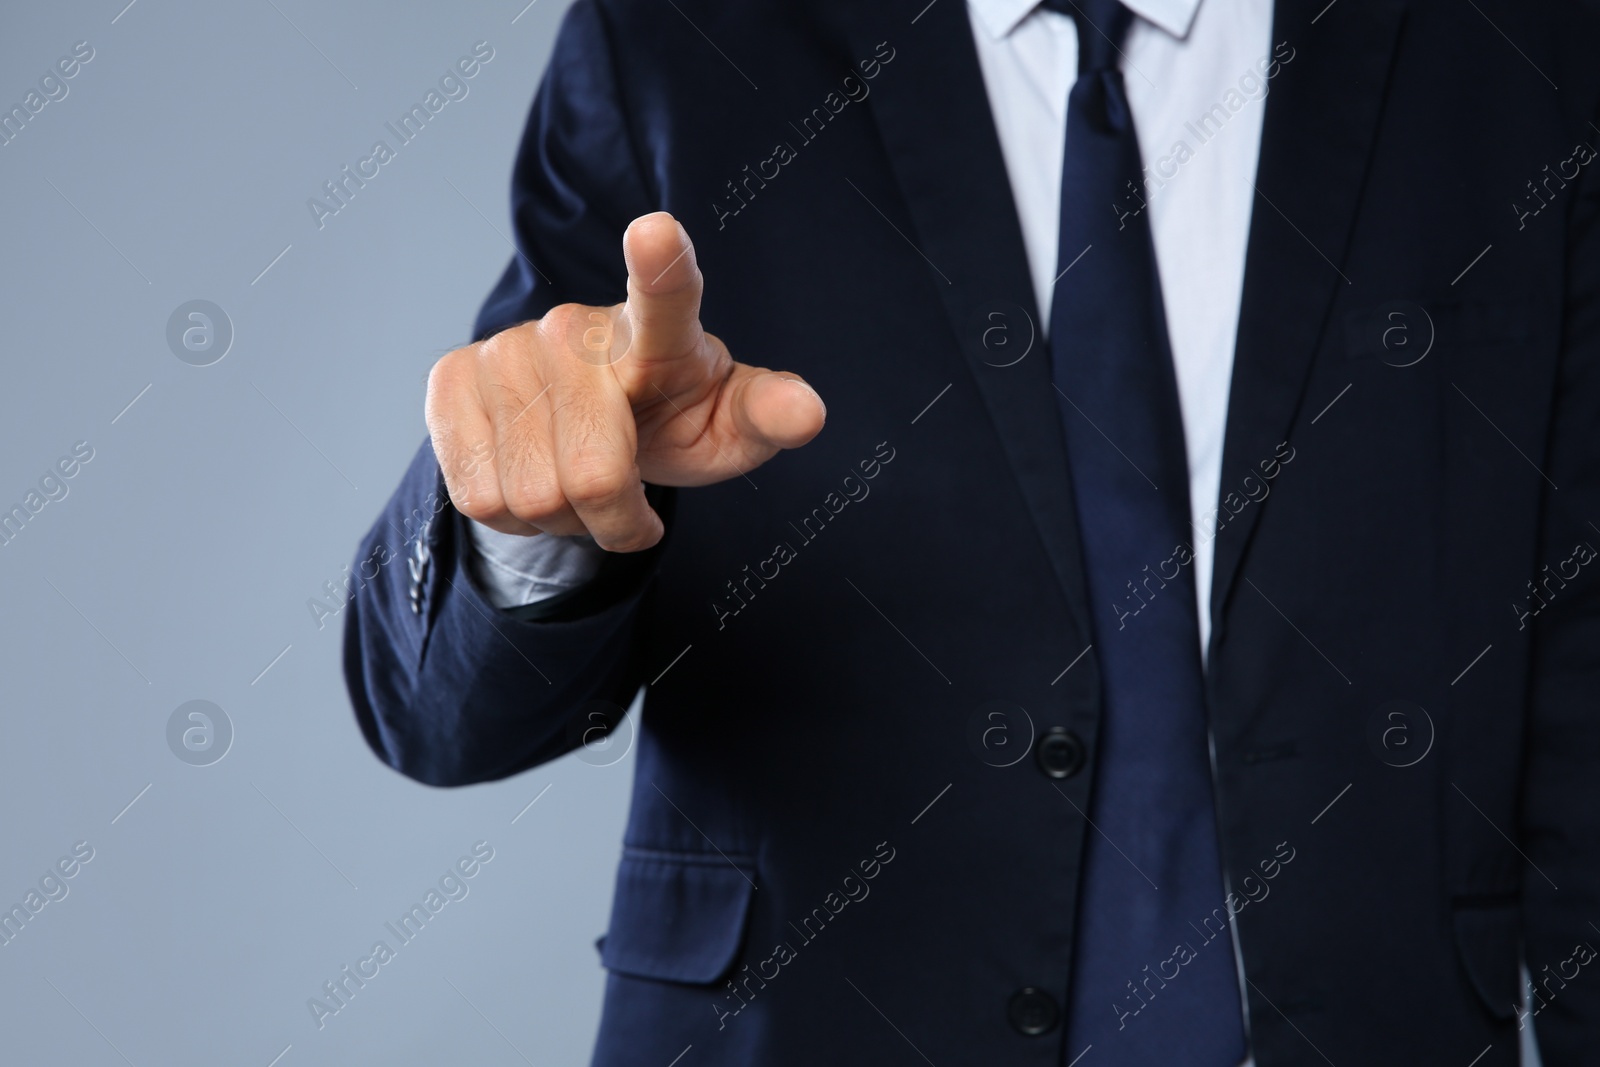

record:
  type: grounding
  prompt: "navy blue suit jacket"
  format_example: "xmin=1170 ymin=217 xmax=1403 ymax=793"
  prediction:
xmin=345 ymin=0 xmax=1600 ymax=1062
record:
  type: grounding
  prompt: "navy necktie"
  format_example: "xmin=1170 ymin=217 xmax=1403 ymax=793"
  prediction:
xmin=1043 ymin=0 xmax=1248 ymax=1062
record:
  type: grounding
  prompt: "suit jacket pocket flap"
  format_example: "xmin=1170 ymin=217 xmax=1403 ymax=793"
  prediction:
xmin=599 ymin=851 xmax=756 ymax=984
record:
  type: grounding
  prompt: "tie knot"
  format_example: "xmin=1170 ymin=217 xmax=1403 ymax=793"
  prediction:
xmin=1039 ymin=0 xmax=1133 ymax=73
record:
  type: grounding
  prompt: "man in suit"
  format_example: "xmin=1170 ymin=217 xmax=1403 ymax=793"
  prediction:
xmin=343 ymin=0 xmax=1600 ymax=1062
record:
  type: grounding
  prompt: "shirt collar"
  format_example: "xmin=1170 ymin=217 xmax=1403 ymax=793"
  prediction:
xmin=967 ymin=0 xmax=1202 ymax=43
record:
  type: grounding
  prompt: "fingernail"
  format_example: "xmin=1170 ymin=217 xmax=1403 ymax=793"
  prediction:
xmin=778 ymin=375 xmax=825 ymax=419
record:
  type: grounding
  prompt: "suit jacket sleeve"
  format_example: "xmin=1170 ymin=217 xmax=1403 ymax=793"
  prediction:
xmin=342 ymin=0 xmax=661 ymax=787
xmin=1522 ymin=100 xmax=1600 ymax=1060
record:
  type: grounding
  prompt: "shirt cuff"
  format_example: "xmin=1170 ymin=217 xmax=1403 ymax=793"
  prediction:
xmin=464 ymin=520 xmax=608 ymax=609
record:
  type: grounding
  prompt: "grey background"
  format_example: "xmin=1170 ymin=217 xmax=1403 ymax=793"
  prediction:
xmin=0 ymin=2 xmax=638 ymax=1065
xmin=0 ymin=2 xmax=1551 ymax=1065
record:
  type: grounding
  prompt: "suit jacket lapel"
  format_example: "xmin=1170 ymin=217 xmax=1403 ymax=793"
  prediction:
xmin=1208 ymin=0 xmax=1410 ymax=646
xmin=844 ymin=0 xmax=1096 ymax=647
xmin=841 ymin=0 xmax=1409 ymax=656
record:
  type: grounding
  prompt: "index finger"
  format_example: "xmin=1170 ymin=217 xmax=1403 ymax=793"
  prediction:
xmin=620 ymin=211 xmax=705 ymax=365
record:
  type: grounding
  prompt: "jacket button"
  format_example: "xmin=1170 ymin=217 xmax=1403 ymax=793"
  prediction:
xmin=407 ymin=520 xmax=433 ymax=616
xmin=1008 ymin=987 xmax=1060 ymax=1036
xmin=1036 ymin=727 xmax=1086 ymax=779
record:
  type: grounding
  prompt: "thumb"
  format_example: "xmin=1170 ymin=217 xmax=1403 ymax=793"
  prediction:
xmin=724 ymin=368 xmax=828 ymax=457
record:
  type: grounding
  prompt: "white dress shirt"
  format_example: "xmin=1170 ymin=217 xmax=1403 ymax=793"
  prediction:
xmin=471 ymin=3 xmax=1272 ymax=1050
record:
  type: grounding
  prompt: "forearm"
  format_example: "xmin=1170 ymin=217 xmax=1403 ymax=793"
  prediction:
xmin=342 ymin=438 xmax=656 ymax=786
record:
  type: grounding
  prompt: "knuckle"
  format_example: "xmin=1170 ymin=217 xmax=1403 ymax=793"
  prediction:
xmin=538 ymin=303 xmax=589 ymax=344
xmin=425 ymin=347 xmax=471 ymax=411
xmin=562 ymin=460 xmax=633 ymax=508
xmin=472 ymin=324 xmax=545 ymax=391
xmin=449 ymin=484 xmax=502 ymax=523
xmin=432 ymin=437 xmax=498 ymax=518
xmin=543 ymin=302 xmax=624 ymax=367
xmin=475 ymin=322 xmax=526 ymax=364
xmin=597 ymin=524 xmax=660 ymax=554
xmin=501 ymin=477 xmax=565 ymax=524
xmin=447 ymin=438 xmax=497 ymax=482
